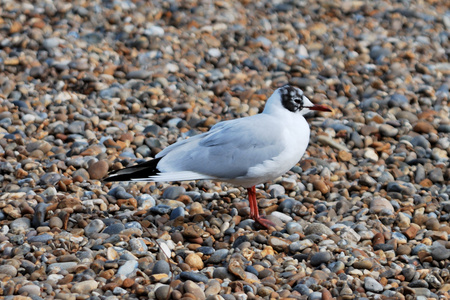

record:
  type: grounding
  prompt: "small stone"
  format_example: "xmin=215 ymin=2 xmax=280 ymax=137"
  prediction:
xmin=413 ymin=121 xmax=436 ymax=134
xmin=180 ymin=271 xmax=209 ymax=283
xmin=49 ymin=216 xmax=63 ymax=229
xmin=286 ymin=222 xmax=303 ymax=234
xmin=103 ymin=223 xmax=125 ymax=235
xmin=428 ymin=168 xmax=444 ymax=183
xmin=310 ymin=252 xmax=332 ymax=267
xmin=304 ymin=223 xmax=334 ymax=237
xmin=189 ymin=202 xmax=204 ymax=215
xmin=84 ymin=219 xmax=105 ymax=237
xmin=163 ymin=186 xmax=186 ymax=199
xmin=353 ymin=259 xmax=373 ymax=270
xmin=184 ymin=280 xmax=206 ymax=300
xmin=183 ymin=225 xmax=204 ymax=239
xmin=379 ymin=124 xmax=399 ymax=137
xmin=155 ymin=285 xmax=172 ymax=300
xmin=71 ymin=280 xmax=99 ymax=294
xmin=207 ymin=249 xmax=229 ymax=264
xmin=153 ymin=260 xmax=171 ymax=275
xmin=185 ymin=253 xmax=204 ymax=270
xmin=88 ymin=160 xmax=109 ymax=180
xmin=18 ymin=284 xmax=41 ymax=296
xmin=10 ymin=217 xmax=31 ymax=234
xmin=338 ymin=150 xmax=352 ymax=162
xmin=364 ymin=148 xmax=379 ymax=162
xmin=117 ymin=260 xmax=138 ymax=276
xmin=0 ymin=264 xmax=17 ymax=277
xmin=403 ymin=224 xmax=420 ymax=239
xmin=431 ymin=247 xmax=450 ymax=261
xmin=313 ymin=180 xmax=329 ymax=194
xmin=364 ymin=277 xmax=383 ymax=292
xmin=370 ymin=197 xmax=394 ymax=215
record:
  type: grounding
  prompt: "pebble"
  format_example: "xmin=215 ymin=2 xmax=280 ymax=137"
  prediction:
xmin=10 ymin=217 xmax=30 ymax=234
xmin=180 ymin=271 xmax=209 ymax=283
xmin=71 ymin=280 xmax=99 ymax=294
xmin=364 ymin=277 xmax=384 ymax=293
xmin=207 ymin=249 xmax=229 ymax=264
xmin=117 ymin=260 xmax=138 ymax=276
xmin=162 ymin=186 xmax=186 ymax=199
xmin=304 ymin=223 xmax=334 ymax=237
xmin=0 ymin=264 xmax=18 ymax=277
xmin=84 ymin=219 xmax=105 ymax=237
xmin=152 ymin=260 xmax=171 ymax=275
xmin=88 ymin=160 xmax=109 ymax=180
xmin=184 ymin=280 xmax=206 ymax=300
xmin=310 ymin=252 xmax=332 ymax=267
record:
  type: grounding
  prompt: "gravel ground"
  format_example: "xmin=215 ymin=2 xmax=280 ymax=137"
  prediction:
xmin=0 ymin=0 xmax=449 ymax=299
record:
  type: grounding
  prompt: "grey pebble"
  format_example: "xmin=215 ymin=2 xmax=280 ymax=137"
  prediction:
xmin=152 ymin=260 xmax=170 ymax=275
xmin=162 ymin=186 xmax=186 ymax=199
xmin=310 ymin=252 xmax=332 ymax=267
xmin=0 ymin=264 xmax=17 ymax=277
xmin=431 ymin=246 xmax=450 ymax=261
xmin=179 ymin=271 xmax=209 ymax=283
xmin=364 ymin=277 xmax=384 ymax=292
xmin=150 ymin=204 xmax=172 ymax=214
xmin=304 ymin=223 xmax=334 ymax=237
xmin=207 ymin=249 xmax=229 ymax=264
xmin=103 ymin=223 xmax=125 ymax=235
xmin=117 ymin=260 xmax=138 ymax=276
xmin=170 ymin=206 xmax=185 ymax=220
xmin=48 ymin=262 xmax=78 ymax=272
xmin=213 ymin=267 xmax=235 ymax=280
xmin=28 ymin=233 xmax=53 ymax=243
xmin=10 ymin=217 xmax=31 ymax=234
xmin=84 ymin=219 xmax=105 ymax=237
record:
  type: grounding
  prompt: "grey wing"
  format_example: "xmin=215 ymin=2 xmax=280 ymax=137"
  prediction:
xmin=156 ymin=115 xmax=285 ymax=179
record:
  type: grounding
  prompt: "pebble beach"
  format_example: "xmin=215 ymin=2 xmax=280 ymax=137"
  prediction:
xmin=0 ymin=0 xmax=449 ymax=299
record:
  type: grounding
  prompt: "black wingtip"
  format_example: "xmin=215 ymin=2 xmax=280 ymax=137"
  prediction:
xmin=103 ymin=157 xmax=162 ymax=182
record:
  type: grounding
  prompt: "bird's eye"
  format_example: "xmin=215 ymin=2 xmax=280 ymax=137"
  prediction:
xmin=294 ymin=99 xmax=302 ymax=105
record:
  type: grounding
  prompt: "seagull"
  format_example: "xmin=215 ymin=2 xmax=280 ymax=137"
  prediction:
xmin=104 ymin=85 xmax=331 ymax=228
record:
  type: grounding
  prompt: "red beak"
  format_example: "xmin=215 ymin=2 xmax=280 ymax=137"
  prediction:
xmin=308 ymin=104 xmax=332 ymax=112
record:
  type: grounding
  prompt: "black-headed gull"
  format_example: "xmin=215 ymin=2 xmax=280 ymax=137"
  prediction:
xmin=104 ymin=85 xmax=331 ymax=228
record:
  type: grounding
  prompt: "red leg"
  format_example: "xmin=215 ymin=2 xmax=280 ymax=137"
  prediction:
xmin=247 ymin=186 xmax=275 ymax=228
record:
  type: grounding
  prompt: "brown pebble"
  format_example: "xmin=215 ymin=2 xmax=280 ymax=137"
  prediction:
xmin=183 ymin=225 xmax=204 ymax=238
xmin=373 ymin=232 xmax=385 ymax=245
xmin=396 ymin=244 xmax=412 ymax=255
xmin=228 ymin=258 xmax=246 ymax=280
xmin=122 ymin=278 xmax=135 ymax=288
xmin=88 ymin=160 xmax=109 ymax=180
xmin=20 ymin=202 xmax=34 ymax=215
xmin=322 ymin=288 xmax=333 ymax=300
xmin=313 ymin=180 xmax=329 ymax=194
xmin=412 ymin=214 xmax=428 ymax=226
xmin=58 ymin=274 xmax=74 ymax=285
xmin=425 ymin=218 xmax=440 ymax=231
xmin=413 ymin=121 xmax=436 ymax=134
xmin=185 ymin=253 xmax=204 ymax=270
xmin=49 ymin=217 xmax=63 ymax=229
xmin=403 ymin=224 xmax=419 ymax=239
xmin=353 ymin=259 xmax=373 ymax=270
xmin=184 ymin=280 xmax=206 ymax=300
xmin=338 ymin=150 xmax=352 ymax=162
xmin=171 ymin=290 xmax=183 ymax=300
xmin=189 ymin=202 xmax=204 ymax=215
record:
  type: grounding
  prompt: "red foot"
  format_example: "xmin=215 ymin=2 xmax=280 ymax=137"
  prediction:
xmin=247 ymin=186 xmax=275 ymax=229
xmin=254 ymin=215 xmax=276 ymax=229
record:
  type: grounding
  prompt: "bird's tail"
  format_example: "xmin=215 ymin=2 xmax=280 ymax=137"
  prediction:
xmin=103 ymin=157 xmax=162 ymax=182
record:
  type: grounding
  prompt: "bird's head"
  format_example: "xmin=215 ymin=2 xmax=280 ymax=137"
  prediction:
xmin=265 ymin=85 xmax=331 ymax=116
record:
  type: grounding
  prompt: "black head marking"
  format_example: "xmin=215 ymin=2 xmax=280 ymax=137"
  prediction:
xmin=279 ymin=85 xmax=306 ymax=113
